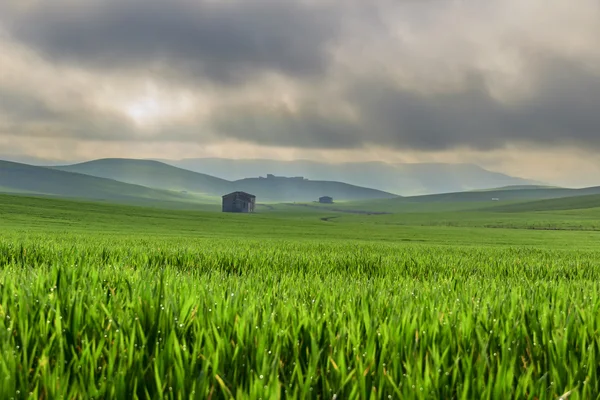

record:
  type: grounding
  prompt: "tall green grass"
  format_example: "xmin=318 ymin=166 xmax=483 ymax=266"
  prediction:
xmin=0 ymin=236 xmax=599 ymax=399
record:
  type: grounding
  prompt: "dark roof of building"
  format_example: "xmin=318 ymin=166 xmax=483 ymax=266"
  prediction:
xmin=319 ymin=196 xmax=332 ymax=199
xmin=222 ymin=191 xmax=256 ymax=199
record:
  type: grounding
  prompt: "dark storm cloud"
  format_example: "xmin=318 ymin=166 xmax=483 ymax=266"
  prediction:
xmin=351 ymin=58 xmax=600 ymax=151
xmin=209 ymin=57 xmax=600 ymax=151
xmin=4 ymin=0 xmax=339 ymax=84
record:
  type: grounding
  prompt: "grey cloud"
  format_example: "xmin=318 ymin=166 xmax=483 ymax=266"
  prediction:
xmin=0 ymin=86 xmax=132 ymax=141
xmin=210 ymin=103 xmax=364 ymax=149
xmin=356 ymin=57 xmax=600 ymax=151
xmin=0 ymin=87 xmax=62 ymax=122
xmin=207 ymin=56 xmax=600 ymax=151
xmin=4 ymin=0 xmax=339 ymax=85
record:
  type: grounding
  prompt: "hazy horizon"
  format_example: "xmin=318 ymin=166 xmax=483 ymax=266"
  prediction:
xmin=0 ymin=152 xmax=595 ymax=190
xmin=2 ymin=0 xmax=600 ymax=188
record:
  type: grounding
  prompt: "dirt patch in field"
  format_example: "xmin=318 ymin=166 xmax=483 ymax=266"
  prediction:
xmin=286 ymin=203 xmax=391 ymax=216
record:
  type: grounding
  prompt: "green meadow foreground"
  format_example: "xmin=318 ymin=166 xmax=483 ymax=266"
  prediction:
xmin=1 ymin=195 xmax=600 ymax=399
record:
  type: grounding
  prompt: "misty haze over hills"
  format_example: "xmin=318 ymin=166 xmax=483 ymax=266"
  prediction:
xmin=160 ymin=158 xmax=543 ymax=196
xmin=5 ymin=157 xmax=600 ymax=208
xmin=1 ymin=154 xmax=545 ymax=196
xmin=23 ymin=158 xmax=398 ymax=202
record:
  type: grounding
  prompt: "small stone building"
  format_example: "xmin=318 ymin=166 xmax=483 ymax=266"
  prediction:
xmin=222 ymin=191 xmax=256 ymax=213
xmin=319 ymin=196 xmax=333 ymax=204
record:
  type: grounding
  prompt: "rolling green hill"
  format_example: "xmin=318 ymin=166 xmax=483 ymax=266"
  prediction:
xmin=0 ymin=160 xmax=204 ymax=205
xmin=395 ymin=185 xmax=600 ymax=203
xmin=473 ymin=185 xmax=562 ymax=191
xmin=299 ymin=185 xmax=600 ymax=215
xmin=482 ymin=193 xmax=600 ymax=212
xmin=54 ymin=158 xmax=231 ymax=196
xmin=53 ymin=159 xmax=399 ymax=202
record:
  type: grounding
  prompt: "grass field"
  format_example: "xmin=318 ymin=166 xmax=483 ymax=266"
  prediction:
xmin=1 ymin=193 xmax=600 ymax=398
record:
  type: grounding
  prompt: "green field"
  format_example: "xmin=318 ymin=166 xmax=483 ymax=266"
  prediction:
xmin=1 ymin=193 xmax=600 ymax=398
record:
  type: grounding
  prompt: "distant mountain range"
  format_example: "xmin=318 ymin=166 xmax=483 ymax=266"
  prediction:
xmin=1 ymin=154 xmax=546 ymax=196
xmin=159 ymin=158 xmax=543 ymax=195
xmin=0 ymin=159 xmax=397 ymax=203
xmin=54 ymin=159 xmax=232 ymax=195
xmin=54 ymin=159 xmax=397 ymax=202
xmin=3 ymin=158 xmax=600 ymax=211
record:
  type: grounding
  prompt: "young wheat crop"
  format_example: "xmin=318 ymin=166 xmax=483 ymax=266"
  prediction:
xmin=0 ymin=235 xmax=598 ymax=399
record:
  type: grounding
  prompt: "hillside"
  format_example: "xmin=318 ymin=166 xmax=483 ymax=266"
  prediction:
xmin=471 ymin=185 xmax=561 ymax=191
xmin=482 ymin=193 xmax=600 ymax=213
xmin=0 ymin=160 xmax=200 ymax=204
xmin=53 ymin=159 xmax=399 ymax=202
xmin=234 ymin=176 xmax=398 ymax=202
xmin=397 ymin=186 xmax=600 ymax=203
xmin=54 ymin=158 xmax=231 ymax=196
xmin=160 ymin=158 xmax=541 ymax=195
xmin=309 ymin=185 xmax=600 ymax=214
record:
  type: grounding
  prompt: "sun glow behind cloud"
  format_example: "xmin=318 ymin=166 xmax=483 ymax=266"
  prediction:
xmin=124 ymin=97 xmax=163 ymax=127
xmin=117 ymin=84 xmax=196 ymax=129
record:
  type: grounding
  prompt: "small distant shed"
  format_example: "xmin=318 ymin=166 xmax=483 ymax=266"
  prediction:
xmin=319 ymin=196 xmax=333 ymax=204
xmin=222 ymin=191 xmax=256 ymax=213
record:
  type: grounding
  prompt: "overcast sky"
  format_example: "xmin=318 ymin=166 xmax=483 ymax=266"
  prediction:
xmin=1 ymin=0 xmax=600 ymax=186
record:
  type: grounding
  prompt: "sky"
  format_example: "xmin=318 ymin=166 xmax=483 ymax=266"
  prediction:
xmin=1 ymin=0 xmax=600 ymax=187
